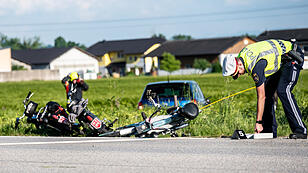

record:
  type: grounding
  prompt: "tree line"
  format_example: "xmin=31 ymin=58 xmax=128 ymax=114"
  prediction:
xmin=0 ymin=33 xmax=86 ymax=50
xmin=1 ymin=32 xmax=255 ymax=50
xmin=0 ymin=33 xmax=193 ymax=50
xmin=160 ymin=52 xmax=222 ymax=74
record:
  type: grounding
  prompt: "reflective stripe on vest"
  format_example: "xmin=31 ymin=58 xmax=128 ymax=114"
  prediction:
xmin=264 ymin=40 xmax=279 ymax=75
xmin=240 ymin=39 xmax=292 ymax=77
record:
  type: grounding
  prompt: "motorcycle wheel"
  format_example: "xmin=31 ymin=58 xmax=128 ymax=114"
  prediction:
xmin=150 ymin=132 xmax=159 ymax=138
xmin=171 ymin=133 xmax=179 ymax=137
xmin=136 ymin=134 xmax=146 ymax=138
xmin=99 ymin=131 xmax=120 ymax=137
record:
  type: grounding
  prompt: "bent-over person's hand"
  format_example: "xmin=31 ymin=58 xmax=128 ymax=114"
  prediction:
xmin=255 ymin=123 xmax=263 ymax=133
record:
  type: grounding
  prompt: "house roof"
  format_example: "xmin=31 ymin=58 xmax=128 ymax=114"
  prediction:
xmin=256 ymin=28 xmax=308 ymax=41
xmin=11 ymin=47 xmax=97 ymax=65
xmin=11 ymin=47 xmax=71 ymax=65
xmin=87 ymin=37 xmax=166 ymax=56
xmin=145 ymin=36 xmax=248 ymax=57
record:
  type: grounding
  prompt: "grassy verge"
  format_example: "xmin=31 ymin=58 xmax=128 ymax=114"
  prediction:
xmin=0 ymin=70 xmax=307 ymax=137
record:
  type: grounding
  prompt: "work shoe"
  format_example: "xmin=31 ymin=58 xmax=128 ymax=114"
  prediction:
xmin=289 ymin=133 xmax=307 ymax=139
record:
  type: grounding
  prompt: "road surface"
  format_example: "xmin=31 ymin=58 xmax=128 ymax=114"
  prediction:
xmin=0 ymin=136 xmax=307 ymax=172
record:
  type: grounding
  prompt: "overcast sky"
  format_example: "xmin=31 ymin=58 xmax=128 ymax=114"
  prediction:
xmin=1 ymin=0 xmax=308 ymax=47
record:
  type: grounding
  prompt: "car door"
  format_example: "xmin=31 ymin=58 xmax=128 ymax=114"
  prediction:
xmin=191 ymin=83 xmax=206 ymax=105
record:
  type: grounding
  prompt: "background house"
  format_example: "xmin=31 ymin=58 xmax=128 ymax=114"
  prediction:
xmin=256 ymin=28 xmax=308 ymax=69
xmin=12 ymin=47 xmax=99 ymax=79
xmin=87 ymin=38 xmax=166 ymax=76
xmin=145 ymin=36 xmax=255 ymax=75
xmin=0 ymin=48 xmax=11 ymax=72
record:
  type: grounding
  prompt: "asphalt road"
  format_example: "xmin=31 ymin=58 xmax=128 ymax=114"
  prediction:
xmin=0 ymin=136 xmax=307 ymax=173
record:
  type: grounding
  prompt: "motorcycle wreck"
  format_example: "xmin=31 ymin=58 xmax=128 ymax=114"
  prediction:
xmin=100 ymin=91 xmax=208 ymax=138
xmin=15 ymin=91 xmax=116 ymax=136
xmin=15 ymin=91 xmax=206 ymax=138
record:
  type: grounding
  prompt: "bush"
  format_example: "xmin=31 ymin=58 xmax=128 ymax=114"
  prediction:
xmin=193 ymin=59 xmax=211 ymax=72
xmin=12 ymin=65 xmax=27 ymax=71
xmin=160 ymin=52 xmax=181 ymax=73
xmin=211 ymin=61 xmax=222 ymax=73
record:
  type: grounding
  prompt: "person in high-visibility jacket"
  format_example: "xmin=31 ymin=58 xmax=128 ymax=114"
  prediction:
xmin=222 ymin=39 xmax=306 ymax=139
xmin=61 ymin=72 xmax=89 ymax=123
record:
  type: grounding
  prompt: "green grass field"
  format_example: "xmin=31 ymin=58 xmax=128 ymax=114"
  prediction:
xmin=1 ymin=70 xmax=307 ymax=137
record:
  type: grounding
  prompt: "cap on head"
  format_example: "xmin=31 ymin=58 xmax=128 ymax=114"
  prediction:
xmin=222 ymin=57 xmax=239 ymax=79
xmin=69 ymin=72 xmax=79 ymax=81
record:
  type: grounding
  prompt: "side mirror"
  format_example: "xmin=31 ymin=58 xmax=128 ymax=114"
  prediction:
xmin=23 ymin=91 xmax=33 ymax=105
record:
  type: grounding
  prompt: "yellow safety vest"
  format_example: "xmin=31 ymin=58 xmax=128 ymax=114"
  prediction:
xmin=238 ymin=39 xmax=292 ymax=77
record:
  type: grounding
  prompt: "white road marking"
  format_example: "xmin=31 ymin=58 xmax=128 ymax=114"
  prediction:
xmin=0 ymin=137 xmax=213 ymax=146
xmin=0 ymin=138 xmax=163 ymax=146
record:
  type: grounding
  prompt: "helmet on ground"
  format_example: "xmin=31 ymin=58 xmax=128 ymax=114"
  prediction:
xmin=69 ymin=72 xmax=79 ymax=81
xmin=222 ymin=57 xmax=239 ymax=80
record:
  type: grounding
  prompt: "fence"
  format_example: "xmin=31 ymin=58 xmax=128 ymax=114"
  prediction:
xmin=0 ymin=69 xmax=60 ymax=82
xmin=157 ymin=68 xmax=212 ymax=76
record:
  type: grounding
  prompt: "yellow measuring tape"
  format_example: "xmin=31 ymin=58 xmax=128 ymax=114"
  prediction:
xmin=200 ymin=86 xmax=256 ymax=110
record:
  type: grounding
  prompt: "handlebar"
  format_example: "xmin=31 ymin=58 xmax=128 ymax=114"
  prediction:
xmin=147 ymin=95 xmax=162 ymax=118
xmin=23 ymin=91 xmax=34 ymax=106
xmin=147 ymin=97 xmax=162 ymax=132
xmin=26 ymin=91 xmax=32 ymax=99
xmin=16 ymin=91 xmax=35 ymax=128
xmin=107 ymin=118 xmax=118 ymax=128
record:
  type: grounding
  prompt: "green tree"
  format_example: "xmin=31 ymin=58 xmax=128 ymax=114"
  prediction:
xmin=243 ymin=33 xmax=257 ymax=39
xmin=67 ymin=41 xmax=87 ymax=50
xmin=20 ymin=36 xmax=43 ymax=49
xmin=54 ymin=36 xmax=67 ymax=48
xmin=151 ymin=33 xmax=166 ymax=40
xmin=172 ymin=34 xmax=192 ymax=40
xmin=193 ymin=59 xmax=211 ymax=72
xmin=211 ymin=61 xmax=222 ymax=73
xmin=0 ymin=33 xmax=21 ymax=49
xmin=6 ymin=38 xmax=21 ymax=50
xmin=0 ymin=33 xmax=7 ymax=47
xmin=54 ymin=36 xmax=86 ymax=49
xmin=160 ymin=52 xmax=181 ymax=73
xmin=0 ymin=33 xmax=43 ymax=50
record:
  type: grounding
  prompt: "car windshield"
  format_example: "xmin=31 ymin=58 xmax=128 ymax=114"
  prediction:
xmin=143 ymin=83 xmax=191 ymax=100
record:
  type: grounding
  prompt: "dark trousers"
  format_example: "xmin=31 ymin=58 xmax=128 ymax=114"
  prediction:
xmin=263 ymin=61 xmax=306 ymax=137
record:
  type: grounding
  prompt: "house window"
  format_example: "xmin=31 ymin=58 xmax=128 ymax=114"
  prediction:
xmin=129 ymin=56 xmax=133 ymax=61
xmin=185 ymin=64 xmax=192 ymax=68
xmin=134 ymin=56 xmax=138 ymax=61
xmin=118 ymin=52 xmax=124 ymax=58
